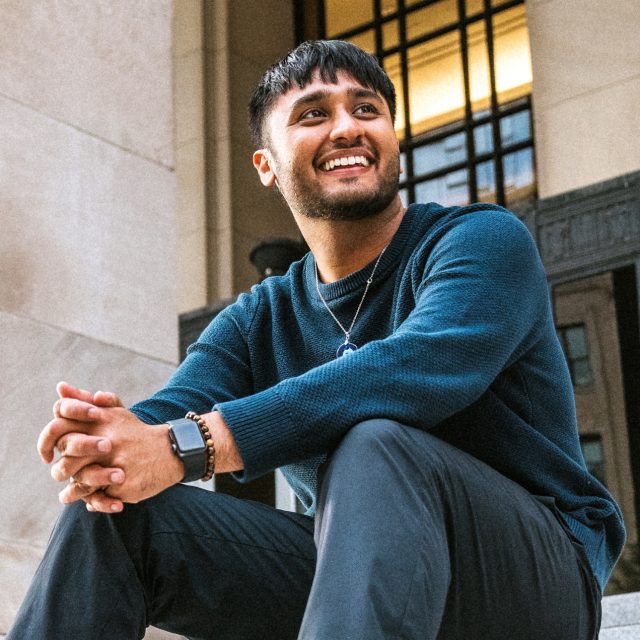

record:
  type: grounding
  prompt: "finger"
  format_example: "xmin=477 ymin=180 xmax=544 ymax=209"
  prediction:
xmin=59 ymin=480 xmax=99 ymax=504
xmin=38 ymin=418 xmax=90 ymax=464
xmin=57 ymin=398 xmax=104 ymax=423
xmin=56 ymin=433 xmax=111 ymax=458
xmin=51 ymin=454 xmax=98 ymax=482
xmin=56 ymin=381 xmax=96 ymax=404
xmin=71 ymin=464 xmax=125 ymax=488
xmin=93 ymin=390 xmax=123 ymax=408
xmin=84 ymin=491 xmax=124 ymax=514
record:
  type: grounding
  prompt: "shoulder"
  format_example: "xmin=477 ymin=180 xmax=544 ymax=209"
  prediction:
xmin=411 ymin=202 xmax=537 ymax=262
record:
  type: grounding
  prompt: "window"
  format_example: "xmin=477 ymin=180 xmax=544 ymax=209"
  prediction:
xmin=557 ymin=324 xmax=594 ymax=388
xmin=300 ymin=0 xmax=536 ymax=207
xmin=580 ymin=434 xmax=606 ymax=486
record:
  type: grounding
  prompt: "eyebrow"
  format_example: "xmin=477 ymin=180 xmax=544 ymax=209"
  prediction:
xmin=288 ymin=86 xmax=384 ymax=114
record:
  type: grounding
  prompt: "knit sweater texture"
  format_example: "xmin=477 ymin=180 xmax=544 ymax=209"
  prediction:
xmin=131 ymin=202 xmax=625 ymax=592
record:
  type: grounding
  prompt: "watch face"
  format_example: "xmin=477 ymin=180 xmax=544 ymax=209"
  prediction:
xmin=169 ymin=419 xmax=207 ymax=455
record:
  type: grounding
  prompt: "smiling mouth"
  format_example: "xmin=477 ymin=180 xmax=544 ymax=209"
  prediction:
xmin=321 ymin=155 xmax=371 ymax=171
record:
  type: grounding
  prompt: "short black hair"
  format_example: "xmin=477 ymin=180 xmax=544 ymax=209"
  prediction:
xmin=248 ymin=40 xmax=396 ymax=148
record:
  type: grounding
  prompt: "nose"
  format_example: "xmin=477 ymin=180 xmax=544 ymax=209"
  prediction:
xmin=329 ymin=107 xmax=365 ymax=144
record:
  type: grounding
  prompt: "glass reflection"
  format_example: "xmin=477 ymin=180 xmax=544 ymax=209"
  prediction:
xmin=503 ymin=147 xmax=534 ymax=204
xmin=413 ymin=132 xmax=466 ymax=176
xmin=325 ymin=0 xmax=373 ymax=36
xmin=415 ymin=169 xmax=469 ymax=207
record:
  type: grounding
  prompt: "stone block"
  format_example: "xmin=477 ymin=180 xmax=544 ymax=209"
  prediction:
xmin=534 ymin=75 xmax=640 ymax=197
xmin=0 ymin=309 xmax=176 ymax=634
xmin=528 ymin=0 xmax=640 ymax=109
xmin=0 ymin=0 xmax=173 ymax=167
xmin=0 ymin=95 xmax=178 ymax=363
xmin=601 ymin=591 xmax=640 ymax=630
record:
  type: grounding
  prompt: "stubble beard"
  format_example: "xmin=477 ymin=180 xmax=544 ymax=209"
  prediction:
xmin=277 ymin=152 xmax=401 ymax=222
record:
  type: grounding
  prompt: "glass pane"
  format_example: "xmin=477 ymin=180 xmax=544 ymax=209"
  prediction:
xmin=467 ymin=20 xmax=491 ymax=115
xmin=382 ymin=19 xmax=399 ymax=49
xmin=399 ymin=188 xmax=409 ymax=207
xmin=499 ymin=110 xmax=531 ymax=146
xmin=476 ymin=160 xmax=496 ymax=202
xmin=503 ymin=147 xmax=534 ymax=205
xmin=581 ymin=439 xmax=602 ymax=465
xmin=383 ymin=53 xmax=406 ymax=138
xmin=400 ymin=150 xmax=407 ymax=175
xmin=407 ymin=33 xmax=465 ymax=135
xmin=466 ymin=0 xmax=484 ymax=17
xmin=565 ymin=325 xmax=589 ymax=358
xmin=406 ymin=1 xmax=458 ymax=41
xmin=473 ymin=122 xmax=493 ymax=154
xmin=493 ymin=5 xmax=533 ymax=104
xmin=415 ymin=169 xmax=469 ymax=207
xmin=573 ymin=358 xmax=594 ymax=387
xmin=381 ymin=0 xmax=397 ymax=16
xmin=347 ymin=29 xmax=376 ymax=54
xmin=581 ymin=438 xmax=605 ymax=484
xmin=413 ymin=131 xmax=466 ymax=176
xmin=325 ymin=0 xmax=374 ymax=36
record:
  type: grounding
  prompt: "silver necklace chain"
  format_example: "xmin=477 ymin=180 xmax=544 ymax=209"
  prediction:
xmin=314 ymin=244 xmax=389 ymax=354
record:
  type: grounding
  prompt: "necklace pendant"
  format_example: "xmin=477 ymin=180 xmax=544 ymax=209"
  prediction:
xmin=337 ymin=341 xmax=358 ymax=357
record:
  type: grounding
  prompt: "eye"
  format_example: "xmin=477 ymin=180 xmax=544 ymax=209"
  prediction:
xmin=299 ymin=108 xmax=326 ymax=121
xmin=354 ymin=103 xmax=379 ymax=116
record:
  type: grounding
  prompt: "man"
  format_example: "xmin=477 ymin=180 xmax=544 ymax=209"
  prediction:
xmin=9 ymin=40 xmax=624 ymax=639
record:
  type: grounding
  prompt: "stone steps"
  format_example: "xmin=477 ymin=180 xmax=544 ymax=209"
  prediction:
xmin=3 ymin=592 xmax=638 ymax=638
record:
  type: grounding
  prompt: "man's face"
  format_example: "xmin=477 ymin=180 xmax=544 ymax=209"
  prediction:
xmin=255 ymin=70 xmax=401 ymax=221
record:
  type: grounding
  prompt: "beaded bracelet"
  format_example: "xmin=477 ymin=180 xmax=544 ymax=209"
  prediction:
xmin=185 ymin=412 xmax=215 ymax=481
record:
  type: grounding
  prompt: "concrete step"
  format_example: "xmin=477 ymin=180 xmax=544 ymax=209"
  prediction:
xmin=3 ymin=592 xmax=638 ymax=638
xmin=600 ymin=591 xmax=640 ymax=639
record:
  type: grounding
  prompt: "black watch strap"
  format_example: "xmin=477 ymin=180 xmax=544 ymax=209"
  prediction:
xmin=167 ymin=418 xmax=207 ymax=482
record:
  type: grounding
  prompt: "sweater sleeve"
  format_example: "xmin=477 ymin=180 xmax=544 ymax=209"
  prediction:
xmin=129 ymin=295 xmax=256 ymax=425
xmin=217 ymin=211 xmax=550 ymax=481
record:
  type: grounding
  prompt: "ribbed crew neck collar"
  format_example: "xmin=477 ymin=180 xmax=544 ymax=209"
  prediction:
xmin=305 ymin=205 xmax=417 ymax=301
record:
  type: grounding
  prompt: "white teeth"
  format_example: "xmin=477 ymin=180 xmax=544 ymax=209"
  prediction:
xmin=322 ymin=155 xmax=371 ymax=171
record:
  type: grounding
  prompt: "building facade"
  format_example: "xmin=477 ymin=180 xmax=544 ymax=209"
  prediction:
xmin=1 ymin=0 xmax=638 ymax=635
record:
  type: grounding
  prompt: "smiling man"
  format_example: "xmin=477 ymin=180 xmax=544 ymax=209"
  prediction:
xmin=9 ymin=40 xmax=624 ymax=640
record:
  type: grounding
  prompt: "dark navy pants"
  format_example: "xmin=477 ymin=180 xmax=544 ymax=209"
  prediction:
xmin=8 ymin=420 xmax=601 ymax=639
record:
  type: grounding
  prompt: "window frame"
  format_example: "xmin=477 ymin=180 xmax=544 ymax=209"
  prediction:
xmin=297 ymin=0 xmax=536 ymax=207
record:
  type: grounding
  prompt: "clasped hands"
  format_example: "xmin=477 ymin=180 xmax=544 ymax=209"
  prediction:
xmin=38 ymin=382 xmax=184 ymax=514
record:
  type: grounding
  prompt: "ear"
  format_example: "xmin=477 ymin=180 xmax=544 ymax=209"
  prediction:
xmin=253 ymin=149 xmax=277 ymax=188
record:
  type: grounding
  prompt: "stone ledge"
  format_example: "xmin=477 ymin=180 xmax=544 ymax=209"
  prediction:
xmin=601 ymin=591 xmax=640 ymax=638
xmin=2 ymin=592 xmax=638 ymax=638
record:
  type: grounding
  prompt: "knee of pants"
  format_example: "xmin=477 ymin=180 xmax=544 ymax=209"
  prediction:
xmin=322 ymin=419 xmax=462 ymax=490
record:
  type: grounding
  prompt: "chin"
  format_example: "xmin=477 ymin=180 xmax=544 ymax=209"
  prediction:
xmin=303 ymin=190 xmax=398 ymax=221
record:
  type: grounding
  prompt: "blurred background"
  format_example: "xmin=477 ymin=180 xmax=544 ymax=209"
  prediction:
xmin=1 ymin=0 xmax=639 ymax=635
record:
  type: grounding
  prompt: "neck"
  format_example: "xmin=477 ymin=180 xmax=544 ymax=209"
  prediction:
xmin=296 ymin=195 xmax=405 ymax=283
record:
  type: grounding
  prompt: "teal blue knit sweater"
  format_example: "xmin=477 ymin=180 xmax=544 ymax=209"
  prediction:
xmin=132 ymin=203 xmax=625 ymax=591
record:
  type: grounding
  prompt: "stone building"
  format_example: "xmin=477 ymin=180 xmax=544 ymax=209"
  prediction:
xmin=1 ymin=1 xmax=638 ymax=636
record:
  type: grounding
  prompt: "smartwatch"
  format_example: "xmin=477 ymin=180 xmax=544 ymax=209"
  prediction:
xmin=167 ymin=418 xmax=207 ymax=482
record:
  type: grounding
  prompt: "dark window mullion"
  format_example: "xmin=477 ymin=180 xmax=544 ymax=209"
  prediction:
xmin=373 ymin=0 xmax=384 ymax=61
xmin=398 ymin=0 xmax=416 ymax=203
xmin=483 ymin=0 xmax=505 ymax=205
xmin=317 ymin=0 xmax=326 ymax=37
xmin=457 ymin=0 xmax=477 ymax=202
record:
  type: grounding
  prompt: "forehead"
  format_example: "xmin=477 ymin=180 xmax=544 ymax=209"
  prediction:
xmin=271 ymin=69 xmax=383 ymax=117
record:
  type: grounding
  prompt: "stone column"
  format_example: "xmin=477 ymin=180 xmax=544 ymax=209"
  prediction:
xmin=0 ymin=1 xmax=178 ymax=636
xmin=527 ymin=0 xmax=640 ymax=198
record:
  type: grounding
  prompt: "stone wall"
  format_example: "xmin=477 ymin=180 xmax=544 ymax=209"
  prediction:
xmin=0 ymin=1 xmax=178 ymax=634
xmin=527 ymin=0 xmax=640 ymax=198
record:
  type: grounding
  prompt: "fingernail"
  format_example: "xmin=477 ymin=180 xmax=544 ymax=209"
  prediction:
xmin=86 ymin=503 xmax=95 ymax=512
xmin=110 ymin=503 xmax=121 ymax=512
xmin=97 ymin=439 xmax=110 ymax=453
xmin=110 ymin=471 xmax=123 ymax=484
